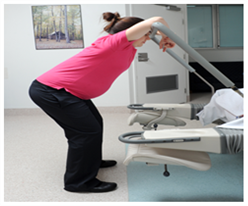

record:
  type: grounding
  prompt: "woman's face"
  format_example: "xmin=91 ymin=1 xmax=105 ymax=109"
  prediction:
xmin=132 ymin=31 xmax=151 ymax=47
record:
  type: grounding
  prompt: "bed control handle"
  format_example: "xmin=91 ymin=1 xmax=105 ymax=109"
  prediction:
xmin=118 ymin=132 xmax=144 ymax=144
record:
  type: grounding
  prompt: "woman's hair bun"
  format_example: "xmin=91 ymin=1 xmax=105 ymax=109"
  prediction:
xmin=102 ymin=12 xmax=120 ymax=22
xmin=102 ymin=11 xmax=144 ymax=34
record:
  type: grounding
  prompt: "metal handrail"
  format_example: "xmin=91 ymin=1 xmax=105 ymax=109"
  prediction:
xmin=149 ymin=22 xmax=243 ymax=98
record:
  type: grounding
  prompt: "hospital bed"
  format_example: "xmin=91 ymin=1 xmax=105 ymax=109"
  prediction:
xmin=118 ymin=22 xmax=244 ymax=176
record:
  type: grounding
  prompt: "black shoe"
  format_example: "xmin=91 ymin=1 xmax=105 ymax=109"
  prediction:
xmin=87 ymin=181 xmax=117 ymax=193
xmin=100 ymin=160 xmax=117 ymax=168
xmin=65 ymin=181 xmax=117 ymax=193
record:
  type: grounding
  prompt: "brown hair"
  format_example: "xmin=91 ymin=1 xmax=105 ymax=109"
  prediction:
xmin=102 ymin=12 xmax=144 ymax=34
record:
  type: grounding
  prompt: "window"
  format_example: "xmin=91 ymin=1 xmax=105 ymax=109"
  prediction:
xmin=187 ymin=4 xmax=243 ymax=49
xmin=187 ymin=5 xmax=213 ymax=48
xmin=218 ymin=5 xmax=243 ymax=48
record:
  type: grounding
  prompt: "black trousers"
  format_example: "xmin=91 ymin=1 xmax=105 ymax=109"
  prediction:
xmin=29 ymin=80 xmax=102 ymax=191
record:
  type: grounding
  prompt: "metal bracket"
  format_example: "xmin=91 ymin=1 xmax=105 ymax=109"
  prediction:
xmin=138 ymin=53 xmax=149 ymax=62
xmin=155 ymin=4 xmax=181 ymax=11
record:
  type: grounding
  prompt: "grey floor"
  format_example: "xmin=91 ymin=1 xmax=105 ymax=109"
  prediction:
xmin=4 ymin=93 xmax=221 ymax=202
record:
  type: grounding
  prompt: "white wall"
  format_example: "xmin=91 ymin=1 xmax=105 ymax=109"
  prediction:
xmin=4 ymin=4 xmax=129 ymax=109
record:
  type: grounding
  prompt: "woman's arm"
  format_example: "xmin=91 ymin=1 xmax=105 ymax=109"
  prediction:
xmin=126 ymin=16 xmax=169 ymax=41
xmin=126 ymin=16 xmax=175 ymax=51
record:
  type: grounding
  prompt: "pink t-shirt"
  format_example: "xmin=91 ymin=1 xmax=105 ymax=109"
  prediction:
xmin=37 ymin=30 xmax=137 ymax=99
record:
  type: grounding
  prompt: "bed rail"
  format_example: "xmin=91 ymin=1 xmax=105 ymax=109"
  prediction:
xmin=149 ymin=22 xmax=243 ymax=98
